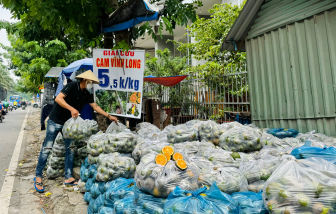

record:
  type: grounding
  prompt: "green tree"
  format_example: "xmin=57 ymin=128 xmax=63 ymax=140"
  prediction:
xmin=144 ymin=48 xmax=188 ymax=98
xmin=0 ymin=63 xmax=14 ymax=90
xmin=0 ymin=0 xmax=203 ymax=47
xmin=172 ymin=3 xmax=246 ymax=78
xmin=2 ymin=35 xmax=89 ymax=93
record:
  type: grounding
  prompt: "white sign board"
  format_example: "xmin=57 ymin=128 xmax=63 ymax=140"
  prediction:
xmin=93 ymin=49 xmax=145 ymax=119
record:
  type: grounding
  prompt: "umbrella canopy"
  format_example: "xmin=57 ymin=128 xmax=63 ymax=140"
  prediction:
xmin=144 ymin=75 xmax=188 ymax=87
xmin=45 ymin=67 xmax=64 ymax=78
xmin=62 ymin=58 xmax=93 ymax=77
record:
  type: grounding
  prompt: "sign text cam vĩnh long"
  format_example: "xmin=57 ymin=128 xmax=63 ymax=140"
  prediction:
xmin=93 ymin=49 xmax=145 ymax=119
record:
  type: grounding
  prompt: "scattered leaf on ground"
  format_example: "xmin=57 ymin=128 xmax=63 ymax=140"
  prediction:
xmin=45 ymin=192 xmax=51 ymax=197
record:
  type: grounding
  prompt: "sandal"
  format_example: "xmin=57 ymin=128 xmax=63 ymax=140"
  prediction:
xmin=34 ymin=177 xmax=45 ymax=193
xmin=64 ymin=179 xmax=78 ymax=186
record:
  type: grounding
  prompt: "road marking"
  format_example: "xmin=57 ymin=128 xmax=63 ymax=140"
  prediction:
xmin=0 ymin=110 xmax=29 ymax=214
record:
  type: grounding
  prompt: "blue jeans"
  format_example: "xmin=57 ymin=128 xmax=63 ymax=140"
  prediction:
xmin=36 ymin=119 xmax=76 ymax=179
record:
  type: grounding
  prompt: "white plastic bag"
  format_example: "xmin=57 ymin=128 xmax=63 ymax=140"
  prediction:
xmin=96 ymin=152 xmax=136 ymax=182
xmin=62 ymin=117 xmax=90 ymax=140
xmin=105 ymin=121 xmax=128 ymax=134
xmin=219 ymin=126 xmax=265 ymax=152
xmin=167 ymin=124 xmax=198 ymax=144
xmin=198 ymin=167 xmax=248 ymax=194
xmin=262 ymin=157 xmax=336 ymax=213
xmin=135 ymin=152 xmax=201 ymax=198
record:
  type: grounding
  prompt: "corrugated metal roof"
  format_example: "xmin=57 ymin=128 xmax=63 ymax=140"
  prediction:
xmin=221 ymin=0 xmax=264 ymax=51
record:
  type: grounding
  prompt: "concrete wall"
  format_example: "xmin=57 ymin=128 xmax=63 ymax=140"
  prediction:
xmin=155 ymin=35 xmax=174 ymax=57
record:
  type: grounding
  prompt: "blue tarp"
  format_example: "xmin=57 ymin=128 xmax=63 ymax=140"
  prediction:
xmin=103 ymin=13 xmax=159 ymax=33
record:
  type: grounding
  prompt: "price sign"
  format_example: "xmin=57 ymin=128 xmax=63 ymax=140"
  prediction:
xmin=93 ymin=49 xmax=145 ymax=119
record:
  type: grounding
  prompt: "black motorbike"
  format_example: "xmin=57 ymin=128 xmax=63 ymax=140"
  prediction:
xmin=8 ymin=106 xmax=13 ymax=111
xmin=14 ymin=105 xmax=17 ymax=110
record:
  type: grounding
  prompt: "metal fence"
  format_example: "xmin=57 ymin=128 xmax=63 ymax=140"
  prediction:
xmin=143 ymin=64 xmax=250 ymax=125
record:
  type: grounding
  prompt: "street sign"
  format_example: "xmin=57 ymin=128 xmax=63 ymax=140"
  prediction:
xmin=93 ymin=49 xmax=145 ymax=119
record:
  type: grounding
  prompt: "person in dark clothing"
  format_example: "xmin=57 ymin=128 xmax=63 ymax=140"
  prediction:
xmin=34 ymin=70 xmax=117 ymax=192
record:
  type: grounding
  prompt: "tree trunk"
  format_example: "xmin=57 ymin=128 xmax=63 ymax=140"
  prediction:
xmin=114 ymin=29 xmax=130 ymax=45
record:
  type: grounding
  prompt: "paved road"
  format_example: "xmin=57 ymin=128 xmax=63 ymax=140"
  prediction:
xmin=0 ymin=107 xmax=27 ymax=188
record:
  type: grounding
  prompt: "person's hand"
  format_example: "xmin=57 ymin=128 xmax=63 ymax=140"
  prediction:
xmin=70 ymin=108 xmax=79 ymax=118
xmin=107 ymin=114 xmax=118 ymax=122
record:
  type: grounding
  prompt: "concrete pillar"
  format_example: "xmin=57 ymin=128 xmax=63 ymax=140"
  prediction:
xmin=155 ymin=35 xmax=174 ymax=57
xmin=191 ymin=36 xmax=207 ymax=67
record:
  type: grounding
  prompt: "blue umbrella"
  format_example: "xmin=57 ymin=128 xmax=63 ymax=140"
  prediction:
xmin=62 ymin=58 xmax=93 ymax=77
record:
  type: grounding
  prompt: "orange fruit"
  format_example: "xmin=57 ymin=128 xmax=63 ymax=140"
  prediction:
xmin=155 ymin=154 xmax=167 ymax=166
xmin=172 ymin=152 xmax=183 ymax=161
xmin=176 ymin=159 xmax=187 ymax=170
xmin=161 ymin=146 xmax=174 ymax=156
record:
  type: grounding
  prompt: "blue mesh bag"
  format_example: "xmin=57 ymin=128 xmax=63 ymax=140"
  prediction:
xmin=133 ymin=186 xmax=165 ymax=214
xmin=113 ymin=197 xmax=136 ymax=214
xmin=86 ymin=178 xmax=94 ymax=192
xmin=231 ymin=191 xmax=268 ymax=214
xmin=98 ymin=206 xmax=114 ymax=214
xmin=80 ymin=165 xmax=89 ymax=182
xmin=84 ymin=192 xmax=92 ymax=203
xmin=163 ymin=182 xmax=239 ymax=214
xmin=90 ymin=183 xmax=102 ymax=199
xmin=104 ymin=178 xmax=135 ymax=208
xmin=290 ymin=141 xmax=336 ymax=164
xmin=266 ymin=128 xmax=299 ymax=139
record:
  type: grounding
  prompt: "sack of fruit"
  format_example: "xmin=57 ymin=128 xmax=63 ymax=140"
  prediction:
xmin=198 ymin=121 xmax=227 ymax=146
xmin=262 ymin=156 xmax=336 ymax=213
xmin=239 ymin=158 xmax=281 ymax=184
xmin=87 ymin=132 xmax=106 ymax=157
xmin=198 ymin=167 xmax=248 ymax=194
xmin=163 ymin=183 xmax=239 ymax=214
xmin=104 ymin=178 xmax=135 ymax=208
xmin=105 ymin=122 xmax=128 ymax=134
xmin=135 ymin=148 xmax=200 ymax=198
xmin=267 ymin=128 xmax=299 ymax=139
xmin=62 ymin=117 xmax=90 ymax=140
xmin=95 ymin=153 xmax=136 ymax=182
xmin=197 ymin=148 xmax=252 ymax=168
xmin=132 ymin=140 xmax=170 ymax=164
xmin=85 ymin=119 xmax=100 ymax=135
xmin=173 ymin=141 xmax=215 ymax=156
xmin=232 ymin=191 xmax=268 ymax=214
xmin=296 ymin=131 xmax=336 ymax=148
xmin=133 ymin=186 xmax=166 ymax=214
xmin=219 ymin=127 xmax=265 ymax=152
xmin=167 ymin=124 xmax=198 ymax=144
xmin=103 ymin=132 xmax=138 ymax=154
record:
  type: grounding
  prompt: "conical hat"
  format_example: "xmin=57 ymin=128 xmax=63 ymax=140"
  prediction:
xmin=75 ymin=70 xmax=100 ymax=84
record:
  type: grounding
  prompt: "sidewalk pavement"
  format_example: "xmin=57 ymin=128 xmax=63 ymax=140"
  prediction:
xmin=4 ymin=108 xmax=87 ymax=214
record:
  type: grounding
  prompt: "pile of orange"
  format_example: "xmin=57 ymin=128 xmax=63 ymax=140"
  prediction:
xmin=155 ymin=146 xmax=187 ymax=170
